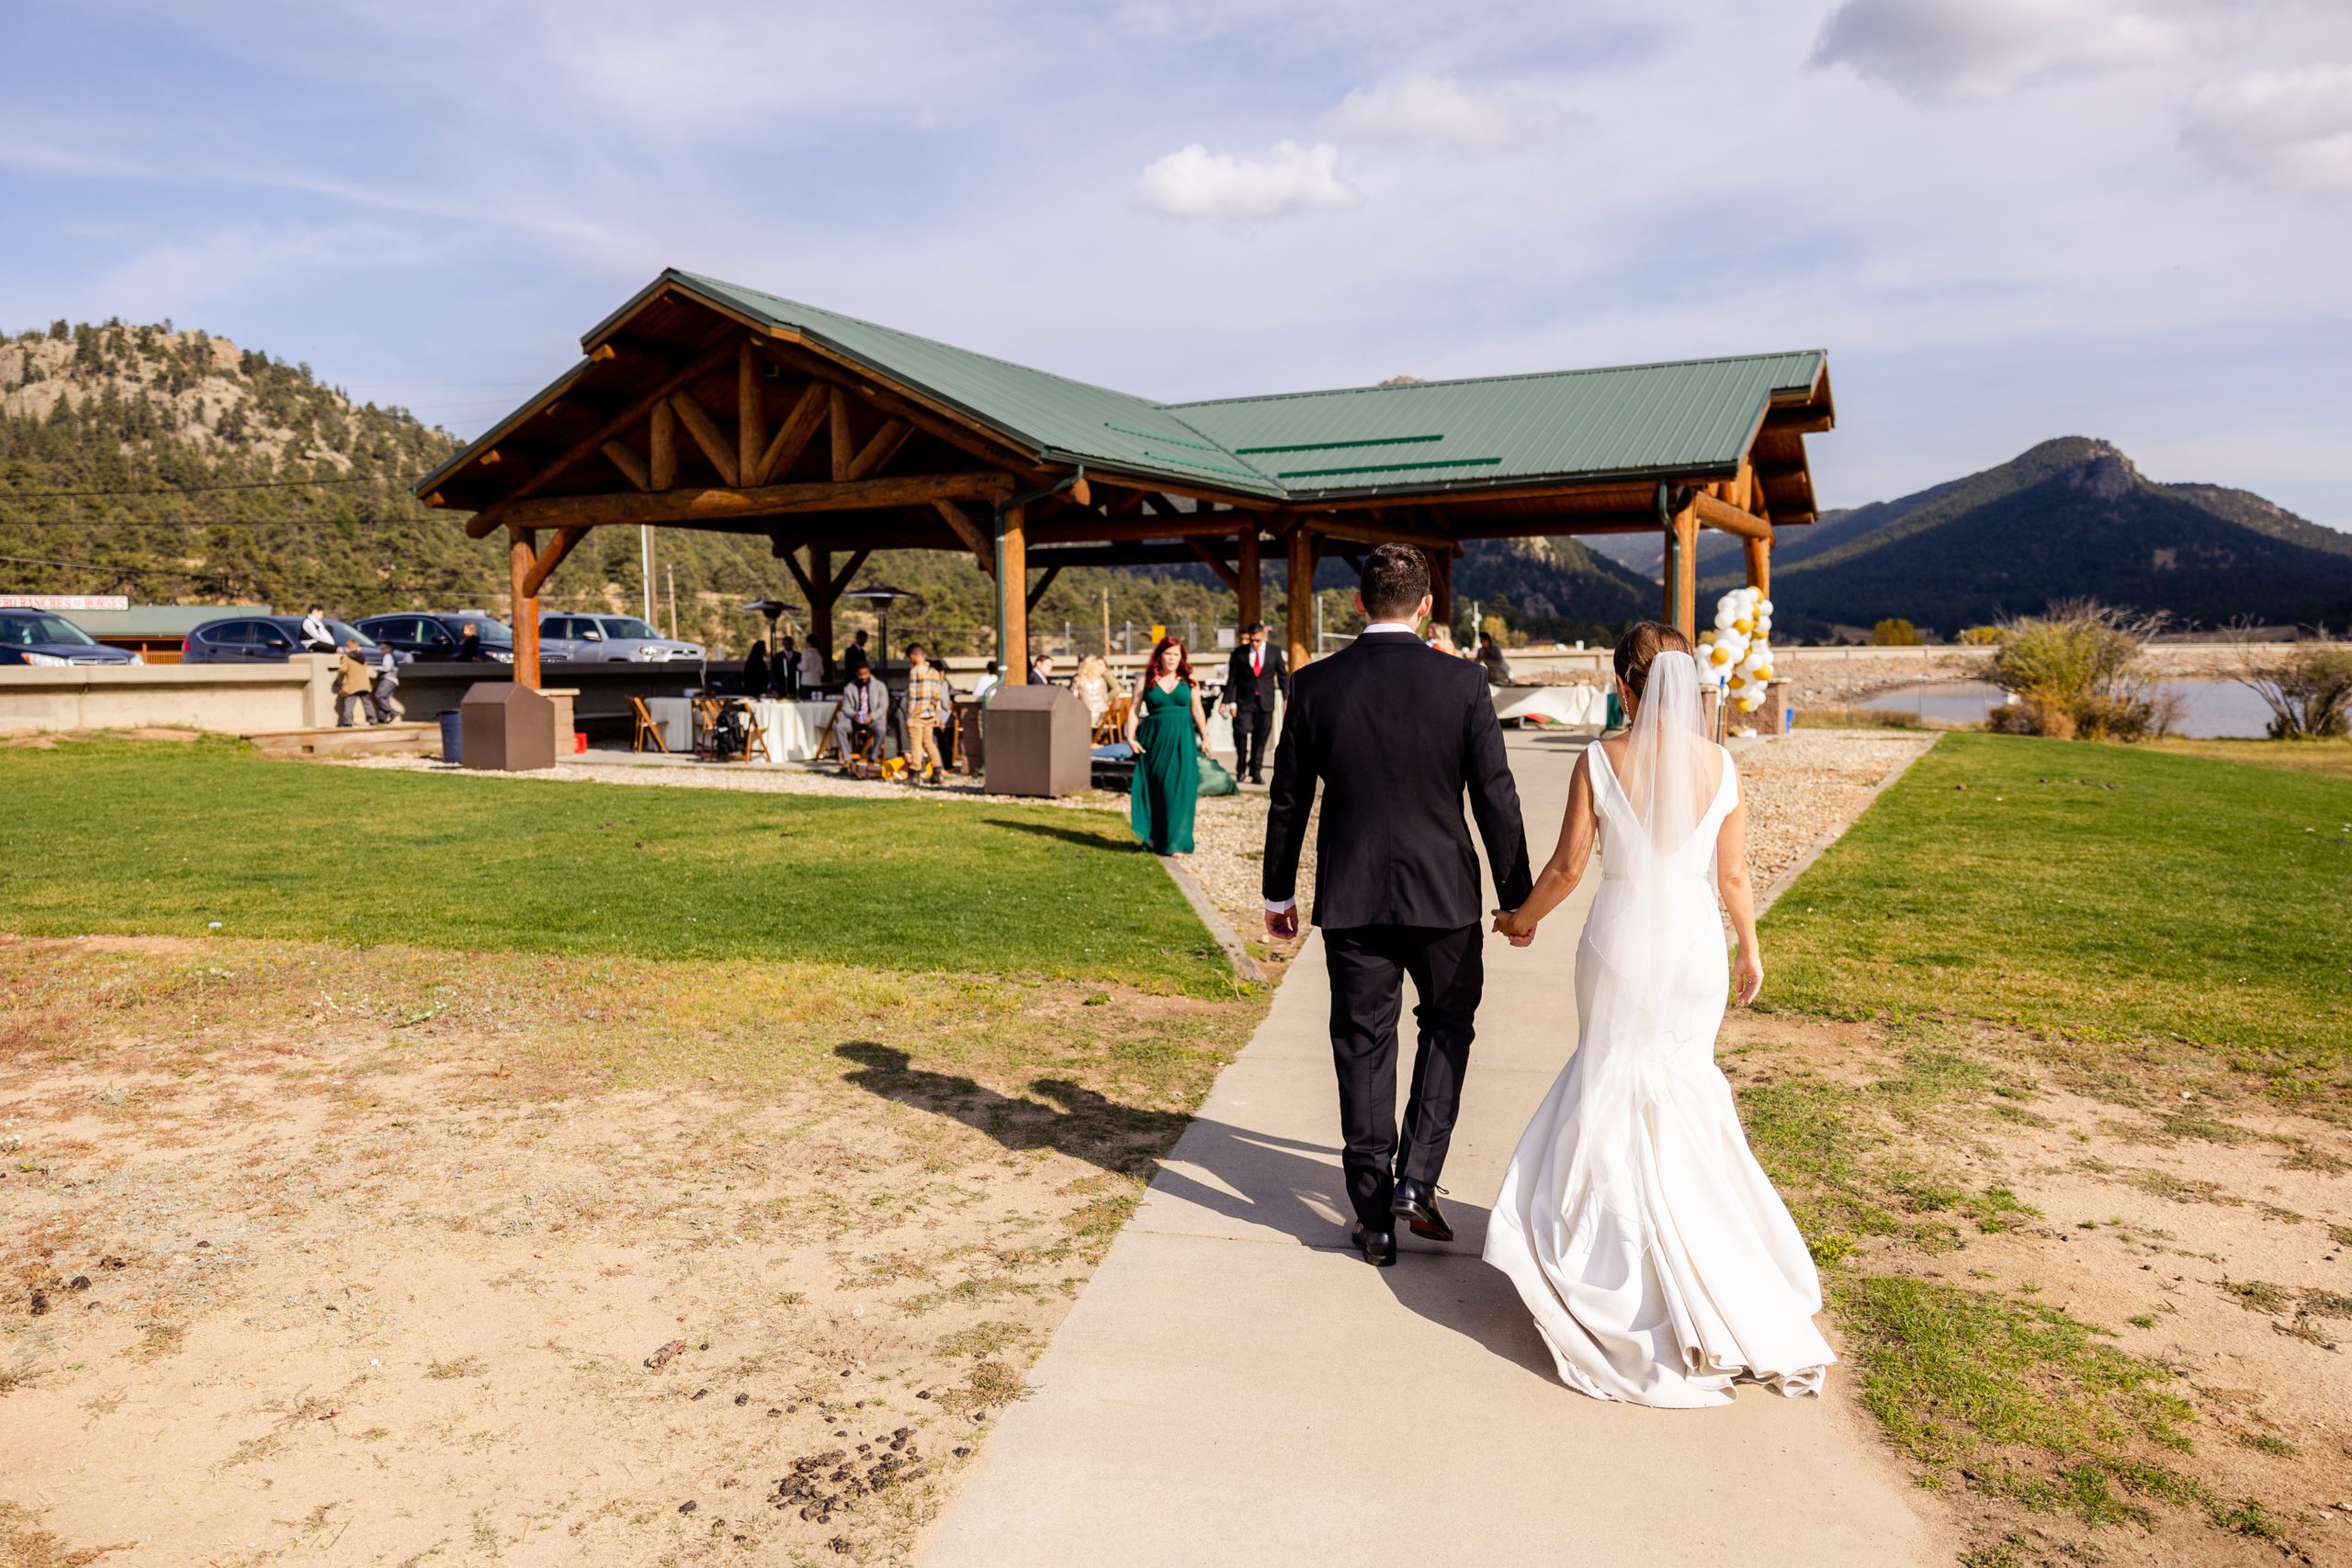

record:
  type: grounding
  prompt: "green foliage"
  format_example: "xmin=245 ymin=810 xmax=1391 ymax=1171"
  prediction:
xmin=1762 ymin=733 xmax=2352 ymax=1082
xmin=0 ymin=737 xmax=1235 ymax=995
xmin=2234 ymin=637 xmax=2352 ymax=739
xmin=1984 ymin=602 xmax=2164 ymax=740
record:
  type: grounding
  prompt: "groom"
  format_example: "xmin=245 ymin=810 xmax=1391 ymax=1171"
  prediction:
xmin=1261 ymin=544 xmax=1533 ymax=1267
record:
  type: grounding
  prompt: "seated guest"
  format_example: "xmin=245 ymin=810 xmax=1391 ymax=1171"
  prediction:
xmin=1071 ymin=654 xmax=1112 ymax=726
xmin=831 ymin=664 xmax=890 ymax=766
xmin=971 ymin=660 xmax=1001 ymax=699
xmin=741 ymin=639 xmax=771 ymax=697
xmin=1476 ymin=630 xmax=1514 ymax=684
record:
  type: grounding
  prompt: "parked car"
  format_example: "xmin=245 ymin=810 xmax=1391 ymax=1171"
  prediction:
xmin=539 ymin=614 xmax=706 ymax=663
xmin=182 ymin=615 xmax=379 ymax=663
xmin=352 ymin=612 xmax=514 ymax=663
xmin=0 ymin=610 xmax=139 ymax=666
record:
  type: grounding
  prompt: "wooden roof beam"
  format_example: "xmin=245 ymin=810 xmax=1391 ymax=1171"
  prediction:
xmin=1690 ymin=489 xmax=1772 ymax=541
xmin=463 ymin=334 xmax=742 ymax=536
xmin=497 ymin=471 xmax=1016 ymax=531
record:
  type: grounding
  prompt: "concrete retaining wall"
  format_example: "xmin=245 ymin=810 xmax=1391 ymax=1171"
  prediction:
xmin=0 ymin=657 xmax=337 ymax=735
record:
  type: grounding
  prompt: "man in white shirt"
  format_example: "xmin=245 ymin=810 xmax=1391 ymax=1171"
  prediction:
xmin=299 ymin=605 xmax=334 ymax=654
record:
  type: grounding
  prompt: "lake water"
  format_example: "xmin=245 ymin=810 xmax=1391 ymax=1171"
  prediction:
xmin=1859 ymin=679 xmax=2274 ymax=739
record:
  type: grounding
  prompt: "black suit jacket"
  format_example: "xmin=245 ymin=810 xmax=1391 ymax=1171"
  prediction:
xmin=1223 ymin=643 xmax=1288 ymax=710
xmin=1261 ymin=631 xmax=1532 ymax=931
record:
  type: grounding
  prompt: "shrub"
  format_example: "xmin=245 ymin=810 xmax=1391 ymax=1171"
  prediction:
xmin=1955 ymin=625 xmax=2002 ymax=646
xmin=1983 ymin=602 xmax=2165 ymax=742
xmin=2233 ymin=636 xmax=2352 ymax=739
xmin=1871 ymin=618 xmax=1924 ymax=647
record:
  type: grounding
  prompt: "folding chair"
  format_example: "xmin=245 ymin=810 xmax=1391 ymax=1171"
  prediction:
xmin=628 ymin=695 xmax=670 ymax=754
xmin=736 ymin=699 xmax=770 ymax=762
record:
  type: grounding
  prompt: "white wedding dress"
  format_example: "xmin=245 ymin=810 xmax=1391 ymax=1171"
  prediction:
xmin=1483 ymin=651 xmax=1833 ymax=1407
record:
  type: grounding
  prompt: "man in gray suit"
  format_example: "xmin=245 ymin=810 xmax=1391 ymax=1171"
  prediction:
xmin=831 ymin=665 xmax=891 ymax=767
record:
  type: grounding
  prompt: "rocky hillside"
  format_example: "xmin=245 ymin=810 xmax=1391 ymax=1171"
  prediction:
xmin=0 ymin=321 xmax=1256 ymax=654
xmin=1710 ymin=438 xmax=2352 ymax=637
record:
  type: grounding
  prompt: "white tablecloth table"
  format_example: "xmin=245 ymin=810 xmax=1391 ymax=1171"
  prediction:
xmin=641 ymin=696 xmax=695 ymax=752
xmin=747 ymin=699 xmax=835 ymax=762
xmin=1490 ymin=683 xmax=1608 ymax=727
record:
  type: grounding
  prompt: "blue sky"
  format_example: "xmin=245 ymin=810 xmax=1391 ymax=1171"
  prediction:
xmin=5 ymin=0 xmax=2349 ymax=526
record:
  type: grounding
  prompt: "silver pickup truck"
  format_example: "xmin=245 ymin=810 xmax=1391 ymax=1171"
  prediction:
xmin=538 ymin=614 xmax=706 ymax=663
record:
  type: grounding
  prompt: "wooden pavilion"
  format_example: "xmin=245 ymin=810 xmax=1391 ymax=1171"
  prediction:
xmin=413 ymin=270 xmax=1834 ymax=687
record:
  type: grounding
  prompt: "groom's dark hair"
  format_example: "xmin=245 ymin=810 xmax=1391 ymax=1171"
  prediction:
xmin=1358 ymin=544 xmax=1430 ymax=621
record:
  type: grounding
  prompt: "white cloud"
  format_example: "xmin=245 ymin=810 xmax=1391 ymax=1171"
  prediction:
xmin=1810 ymin=0 xmax=2193 ymax=100
xmin=1135 ymin=140 xmax=1356 ymax=220
xmin=1320 ymin=73 xmax=1576 ymax=152
xmin=2185 ymin=64 xmax=2352 ymax=196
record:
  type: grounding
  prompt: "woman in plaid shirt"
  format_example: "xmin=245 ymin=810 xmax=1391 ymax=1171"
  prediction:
xmin=903 ymin=643 xmax=950 ymax=784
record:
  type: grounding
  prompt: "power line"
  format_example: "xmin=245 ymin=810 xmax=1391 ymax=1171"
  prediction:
xmin=2 ymin=473 xmax=426 ymax=499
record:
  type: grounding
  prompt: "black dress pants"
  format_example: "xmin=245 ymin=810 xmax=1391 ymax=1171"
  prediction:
xmin=1233 ymin=703 xmax=1273 ymax=781
xmin=1322 ymin=922 xmax=1484 ymax=1232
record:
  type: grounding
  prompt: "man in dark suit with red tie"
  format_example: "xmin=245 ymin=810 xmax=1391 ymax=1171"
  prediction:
xmin=1220 ymin=622 xmax=1288 ymax=785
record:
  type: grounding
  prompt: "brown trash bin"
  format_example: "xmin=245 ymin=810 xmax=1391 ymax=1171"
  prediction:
xmin=983 ymin=686 xmax=1090 ymax=797
xmin=459 ymin=682 xmax=557 ymax=772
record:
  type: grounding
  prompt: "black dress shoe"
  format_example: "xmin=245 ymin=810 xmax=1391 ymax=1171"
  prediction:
xmin=1350 ymin=1223 xmax=1397 ymax=1268
xmin=1391 ymin=1178 xmax=1454 ymax=1243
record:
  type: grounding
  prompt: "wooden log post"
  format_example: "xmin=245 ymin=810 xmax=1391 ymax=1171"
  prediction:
xmin=1428 ymin=547 xmax=1453 ymax=636
xmin=997 ymin=502 xmax=1028 ymax=679
xmin=1673 ymin=505 xmax=1699 ymax=638
xmin=1744 ymin=535 xmax=1771 ymax=602
xmin=1286 ymin=525 xmax=1314 ymax=671
xmin=1238 ymin=528 xmax=1262 ymax=630
xmin=809 ymin=547 xmax=833 ymax=661
xmin=507 ymin=526 xmax=541 ymax=688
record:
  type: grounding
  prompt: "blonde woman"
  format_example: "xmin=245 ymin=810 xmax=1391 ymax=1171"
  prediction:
xmin=1072 ymin=653 xmax=1113 ymax=727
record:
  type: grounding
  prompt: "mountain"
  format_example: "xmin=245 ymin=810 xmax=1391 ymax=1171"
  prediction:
xmin=0 ymin=320 xmax=1256 ymax=654
xmin=1712 ymin=437 xmax=2352 ymax=637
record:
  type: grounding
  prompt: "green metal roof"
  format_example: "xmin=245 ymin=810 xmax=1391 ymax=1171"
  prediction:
xmin=425 ymin=268 xmax=1826 ymax=505
xmin=1169 ymin=352 xmax=1826 ymax=501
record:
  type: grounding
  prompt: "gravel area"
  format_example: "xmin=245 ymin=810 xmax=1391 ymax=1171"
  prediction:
xmin=1731 ymin=728 xmax=1938 ymax=894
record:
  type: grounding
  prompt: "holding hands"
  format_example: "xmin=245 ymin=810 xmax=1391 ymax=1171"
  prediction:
xmin=1491 ymin=908 xmax=1538 ymax=947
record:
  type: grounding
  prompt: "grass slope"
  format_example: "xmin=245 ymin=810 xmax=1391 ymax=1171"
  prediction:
xmin=1762 ymin=732 xmax=2352 ymax=1083
xmin=0 ymin=739 xmax=1232 ymax=994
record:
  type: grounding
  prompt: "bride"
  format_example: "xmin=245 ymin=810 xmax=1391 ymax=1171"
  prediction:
xmin=1486 ymin=623 xmax=1832 ymax=1407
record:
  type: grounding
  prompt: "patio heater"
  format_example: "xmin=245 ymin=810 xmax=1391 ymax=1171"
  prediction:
xmin=837 ymin=585 xmax=917 ymax=680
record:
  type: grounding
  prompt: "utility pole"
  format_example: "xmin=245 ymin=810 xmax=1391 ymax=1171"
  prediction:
xmin=640 ymin=525 xmax=655 ymax=624
xmin=1315 ymin=593 xmax=1324 ymax=655
xmin=1101 ymin=588 xmax=1111 ymax=657
xmin=665 ymin=564 xmax=677 ymax=638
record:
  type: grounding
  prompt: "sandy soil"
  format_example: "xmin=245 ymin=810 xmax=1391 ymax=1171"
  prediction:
xmin=1722 ymin=1013 xmax=2352 ymax=1566
xmin=0 ymin=934 xmax=1250 ymax=1567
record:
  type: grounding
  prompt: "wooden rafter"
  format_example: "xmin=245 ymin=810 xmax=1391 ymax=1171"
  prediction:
xmin=753 ymin=382 xmax=829 ymax=486
xmin=737 ymin=344 xmax=764 ymax=484
xmin=668 ymin=389 xmax=741 ymax=486
xmin=762 ymin=336 xmax=1041 ymax=479
xmin=521 ymin=525 xmax=589 ymax=596
xmin=650 ymin=399 xmax=677 ymax=491
xmin=1025 ymin=565 xmax=1061 ymax=611
xmin=828 ymin=388 xmax=854 ymax=479
xmin=1690 ymin=489 xmax=1771 ymax=541
xmin=497 ymin=471 xmax=1016 ymax=530
xmin=828 ymin=548 xmax=871 ymax=599
xmin=601 ymin=440 xmax=650 ymax=491
xmin=931 ymin=500 xmax=995 ymax=572
xmin=461 ymin=335 xmax=738 ymax=536
xmin=1186 ymin=537 xmax=1242 ymax=591
xmin=845 ymin=418 xmax=910 ymax=480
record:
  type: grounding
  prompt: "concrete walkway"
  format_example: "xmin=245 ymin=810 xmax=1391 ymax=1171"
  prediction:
xmin=924 ymin=732 xmax=1937 ymax=1567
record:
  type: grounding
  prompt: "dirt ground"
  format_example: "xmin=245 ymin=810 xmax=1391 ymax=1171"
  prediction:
xmin=0 ymin=934 xmax=1261 ymax=1567
xmin=1722 ymin=1011 xmax=2352 ymax=1566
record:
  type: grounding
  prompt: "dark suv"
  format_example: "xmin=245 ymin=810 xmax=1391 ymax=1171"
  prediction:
xmin=183 ymin=615 xmax=378 ymax=663
xmin=351 ymin=612 xmax=514 ymax=663
xmin=0 ymin=610 xmax=137 ymax=666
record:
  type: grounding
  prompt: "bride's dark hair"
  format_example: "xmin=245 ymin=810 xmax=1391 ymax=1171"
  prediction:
xmin=1612 ymin=621 xmax=1694 ymax=703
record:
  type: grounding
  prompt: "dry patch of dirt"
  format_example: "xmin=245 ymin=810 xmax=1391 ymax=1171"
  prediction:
xmin=1721 ymin=1011 xmax=2352 ymax=1567
xmin=0 ymin=934 xmax=1262 ymax=1565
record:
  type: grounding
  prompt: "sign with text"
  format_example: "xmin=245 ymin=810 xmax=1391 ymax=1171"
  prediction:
xmin=0 ymin=595 xmax=130 ymax=611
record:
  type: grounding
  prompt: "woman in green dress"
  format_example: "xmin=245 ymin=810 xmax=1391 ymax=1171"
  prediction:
xmin=1125 ymin=636 xmax=1212 ymax=855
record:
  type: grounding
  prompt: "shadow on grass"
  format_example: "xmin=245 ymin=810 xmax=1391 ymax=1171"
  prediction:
xmin=979 ymin=818 xmax=1148 ymax=852
xmin=833 ymin=1041 xmax=1559 ymax=1382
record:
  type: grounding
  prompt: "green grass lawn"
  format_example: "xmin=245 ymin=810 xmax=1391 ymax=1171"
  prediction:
xmin=0 ymin=738 xmax=1232 ymax=994
xmin=1763 ymin=731 xmax=2352 ymax=1082
xmin=2149 ymin=734 xmax=2352 ymax=781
